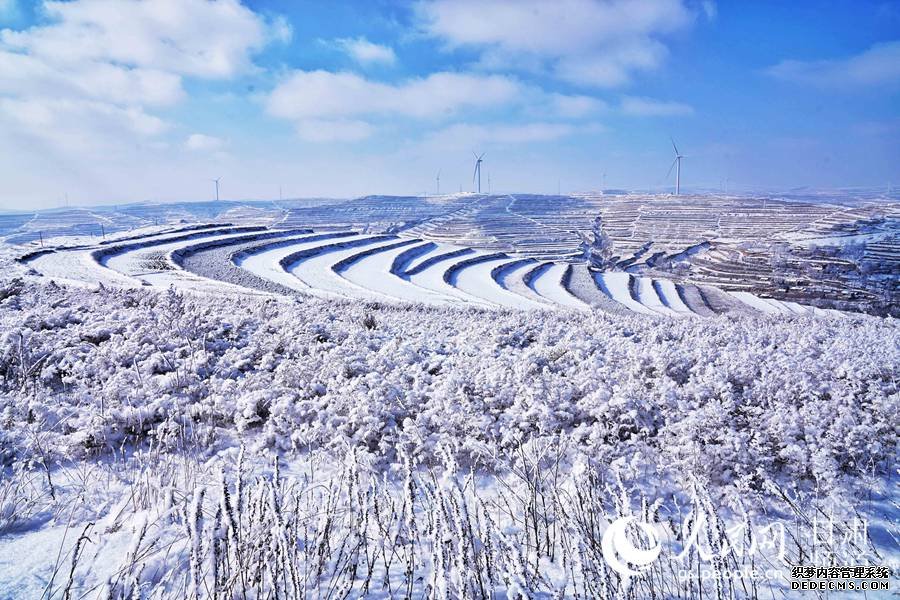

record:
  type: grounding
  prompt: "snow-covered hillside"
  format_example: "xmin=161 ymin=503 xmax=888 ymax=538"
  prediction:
xmin=15 ymin=223 xmax=835 ymax=318
xmin=0 ymin=277 xmax=896 ymax=598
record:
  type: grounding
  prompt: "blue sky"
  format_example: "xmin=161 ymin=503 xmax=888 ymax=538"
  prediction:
xmin=0 ymin=0 xmax=898 ymax=209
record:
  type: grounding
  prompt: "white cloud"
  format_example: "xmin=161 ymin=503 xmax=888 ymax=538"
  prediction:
xmin=701 ymin=1 xmax=717 ymax=21
xmin=267 ymin=69 xmax=611 ymax=143
xmin=267 ymin=70 xmax=522 ymax=121
xmin=766 ymin=41 xmax=900 ymax=87
xmin=0 ymin=50 xmax=185 ymax=107
xmin=293 ymin=119 xmax=376 ymax=142
xmin=620 ymin=95 xmax=693 ymax=116
xmin=185 ymin=133 xmax=226 ymax=151
xmin=0 ymin=97 xmax=168 ymax=156
xmin=417 ymin=0 xmax=695 ymax=87
xmin=1 ymin=0 xmax=281 ymax=79
xmin=547 ymin=93 xmax=608 ymax=118
xmin=555 ymin=39 xmax=668 ymax=87
xmin=0 ymin=0 xmax=286 ymax=156
xmin=336 ymin=37 xmax=396 ymax=66
xmin=423 ymin=121 xmax=604 ymax=150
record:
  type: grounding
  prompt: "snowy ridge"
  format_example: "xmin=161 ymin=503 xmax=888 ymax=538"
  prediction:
xmin=17 ymin=223 xmax=832 ymax=317
xmin=168 ymin=228 xmax=312 ymax=266
xmin=91 ymin=225 xmax=263 ymax=266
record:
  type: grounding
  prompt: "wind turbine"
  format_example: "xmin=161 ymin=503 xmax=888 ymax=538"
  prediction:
xmin=473 ymin=152 xmax=485 ymax=193
xmin=436 ymin=169 xmax=441 ymax=195
xmin=666 ymin=139 xmax=683 ymax=195
xmin=212 ymin=177 xmax=221 ymax=202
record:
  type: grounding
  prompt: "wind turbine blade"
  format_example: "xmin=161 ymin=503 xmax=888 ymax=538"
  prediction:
xmin=479 ymin=153 xmax=486 ymax=160
xmin=473 ymin=151 xmax=479 ymax=160
xmin=473 ymin=165 xmax=478 ymax=183
xmin=670 ymin=137 xmax=679 ymax=156
xmin=665 ymin=158 xmax=677 ymax=181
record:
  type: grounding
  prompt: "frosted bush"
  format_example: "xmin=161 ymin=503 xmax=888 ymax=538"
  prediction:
xmin=0 ymin=279 xmax=894 ymax=498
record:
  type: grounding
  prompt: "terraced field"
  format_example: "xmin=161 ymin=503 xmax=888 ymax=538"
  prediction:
xmin=17 ymin=222 xmax=838 ymax=318
xmin=8 ymin=192 xmax=897 ymax=315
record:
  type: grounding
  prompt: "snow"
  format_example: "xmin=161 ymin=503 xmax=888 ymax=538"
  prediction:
xmin=102 ymin=230 xmax=262 ymax=282
xmin=654 ymin=279 xmax=694 ymax=314
xmin=729 ymin=291 xmax=783 ymax=314
xmin=0 ymin=277 xmax=893 ymax=598
xmin=451 ymin=255 xmax=547 ymax=309
xmin=406 ymin=248 xmax=494 ymax=307
xmin=288 ymin=236 xmax=411 ymax=300
xmin=791 ymin=231 xmax=892 ymax=247
xmin=730 ymin=293 xmax=815 ymax=317
xmin=635 ymin=276 xmax=683 ymax=317
xmin=780 ymin=299 xmax=812 ymax=315
xmin=340 ymin=239 xmax=460 ymax=306
xmin=498 ymin=260 xmax=553 ymax=306
xmin=27 ymin=247 xmax=139 ymax=289
xmin=18 ymin=222 xmax=855 ymax=318
xmin=595 ymin=272 xmax=659 ymax=315
xmin=528 ymin=262 xmax=587 ymax=310
xmin=236 ymin=232 xmax=357 ymax=292
xmin=402 ymin=241 xmax=473 ymax=273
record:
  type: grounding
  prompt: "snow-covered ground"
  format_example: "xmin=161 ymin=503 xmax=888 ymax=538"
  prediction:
xmin=451 ymin=255 xmax=547 ymax=309
xmin=16 ymin=225 xmax=836 ymax=319
xmin=102 ymin=229 xmax=270 ymax=289
xmin=730 ymin=291 xmax=786 ymax=314
xmin=596 ymin=272 xmax=659 ymax=316
xmin=654 ymin=279 xmax=694 ymax=314
xmin=528 ymin=262 xmax=587 ymax=310
xmin=404 ymin=245 xmax=495 ymax=307
xmin=0 ymin=277 xmax=895 ymax=598
xmin=234 ymin=232 xmax=355 ymax=291
xmin=340 ymin=239 xmax=458 ymax=305
xmin=287 ymin=236 xmax=409 ymax=300
xmin=635 ymin=276 xmax=683 ymax=317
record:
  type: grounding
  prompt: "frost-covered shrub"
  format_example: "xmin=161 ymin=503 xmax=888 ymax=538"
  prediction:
xmin=0 ymin=279 xmax=896 ymax=506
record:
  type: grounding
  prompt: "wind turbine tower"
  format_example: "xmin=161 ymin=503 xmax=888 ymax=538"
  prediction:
xmin=436 ymin=170 xmax=441 ymax=195
xmin=213 ymin=177 xmax=221 ymax=202
xmin=667 ymin=139 xmax=683 ymax=195
xmin=473 ymin=152 xmax=485 ymax=193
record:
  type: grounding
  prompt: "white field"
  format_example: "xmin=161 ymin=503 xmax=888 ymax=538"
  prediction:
xmin=340 ymin=240 xmax=458 ymax=305
xmin=452 ymin=255 xmax=547 ymax=309
xmin=730 ymin=291 xmax=783 ymax=314
xmin=103 ymin=230 xmax=265 ymax=284
xmin=596 ymin=272 xmax=659 ymax=316
xmin=654 ymin=279 xmax=694 ymax=314
xmin=23 ymin=225 xmax=238 ymax=289
xmin=235 ymin=232 xmax=354 ymax=291
xmin=635 ymin=276 xmax=682 ymax=317
xmin=16 ymin=224 xmax=829 ymax=318
xmin=27 ymin=247 xmax=139 ymax=288
xmin=401 ymin=241 xmax=471 ymax=273
xmin=529 ymin=262 xmax=587 ymax=310
xmin=404 ymin=246 xmax=496 ymax=307
xmin=288 ymin=236 xmax=408 ymax=301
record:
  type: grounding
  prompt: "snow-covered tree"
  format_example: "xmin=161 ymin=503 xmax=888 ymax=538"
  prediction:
xmin=580 ymin=215 xmax=616 ymax=270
